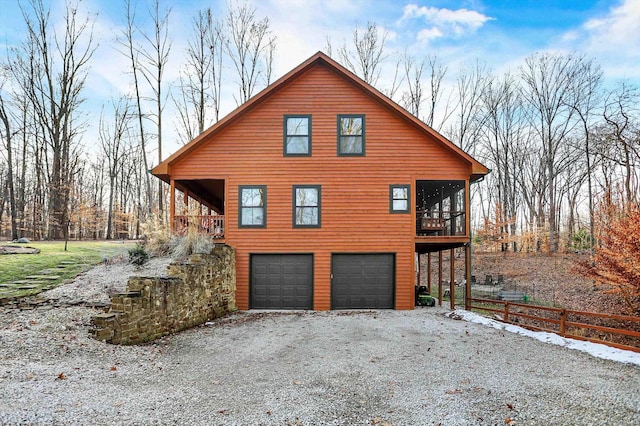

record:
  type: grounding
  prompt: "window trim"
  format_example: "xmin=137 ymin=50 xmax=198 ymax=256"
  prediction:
xmin=337 ymin=114 xmax=365 ymax=156
xmin=238 ymin=185 xmax=267 ymax=228
xmin=389 ymin=184 xmax=411 ymax=214
xmin=293 ymin=185 xmax=321 ymax=228
xmin=283 ymin=115 xmax=312 ymax=156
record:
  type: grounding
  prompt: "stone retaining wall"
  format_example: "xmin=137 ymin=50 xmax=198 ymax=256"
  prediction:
xmin=91 ymin=244 xmax=236 ymax=345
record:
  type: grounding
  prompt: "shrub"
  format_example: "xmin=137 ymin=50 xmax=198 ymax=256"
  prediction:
xmin=569 ymin=228 xmax=592 ymax=251
xmin=128 ymin=244 xmax=149 ymax=267
xmin=170 ymin=226 xmax=214 ymax=258
xmin=141 ymin=213 xmax=172 ymax=256
xmin=578 ymin=200 xmax=640 ymax=314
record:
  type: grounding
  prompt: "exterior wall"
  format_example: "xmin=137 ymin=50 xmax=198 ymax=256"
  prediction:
xmin=91 ymin=245 xmax=236 ymax=344
xmin=170 ymin=64 xmax=472 ymax=310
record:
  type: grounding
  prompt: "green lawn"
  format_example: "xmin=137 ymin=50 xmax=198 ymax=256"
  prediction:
xmin=0 ymin=241 xmax=136 ymax=300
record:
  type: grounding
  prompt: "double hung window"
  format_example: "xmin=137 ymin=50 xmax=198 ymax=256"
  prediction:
xmin=239 ymin=186 xmax=266 ymax=227
xmin=284 ymin=115 xmax=311 ymax=155
xmin=337 ymin=114 xmax=365 ymax=155
xmin=390 ymin=185 xmax=410 ymax=213
xmin=293 ymin=185 xmax=321 ymax=227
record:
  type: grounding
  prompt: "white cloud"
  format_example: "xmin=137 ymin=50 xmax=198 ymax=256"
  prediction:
xmin=400 ymin=4 xmax=494 ymax=39
xmin=582 ymin=0 xmax=640 ymax=48
xmin=560 ymin=0 xmax=640 ymax=81
xmin=417 ymin=27 xmax=443 ymax=42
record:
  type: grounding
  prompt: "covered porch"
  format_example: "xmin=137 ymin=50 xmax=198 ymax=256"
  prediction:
xmin=413 ymin=180 xmax=473 ymax=308
xmin=168 ymin=178 xmax=226 ymax=239
xmin=415 ymin=180 xmax=466 ymax=237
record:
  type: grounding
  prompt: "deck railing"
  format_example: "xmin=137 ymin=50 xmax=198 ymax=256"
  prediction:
xmin=173 ymin=215 xmax=225 ymax=238
xmin=416 ymin=210 xmax=466 ymax=236
xmin=468 ymin=297 xmax=640 ymax=353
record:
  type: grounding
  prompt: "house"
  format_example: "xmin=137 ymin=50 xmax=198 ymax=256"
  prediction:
xmin=152 ymin=52 xmax=488 ymax=311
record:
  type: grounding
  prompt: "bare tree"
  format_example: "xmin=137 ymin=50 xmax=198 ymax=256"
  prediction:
xmin=99 ymin=97 xmax=133 ymax=239
xmin=519 ymin=52 xmax=588 ymax=252
xmin=602 ymin=82 xmax=640 ymax=204
xmin=425 ymin=55 xmax=450 ymax=130
xmin=400 ymin=53 xmax=450 ymax=130
xmin=224 ymin=0 xmax=276 ymax=105
xmin=480 ymin=72 xmax=528 ymax=251
xmin=136 ymin=0 xmax=171 ymax=213
xmin=449 ymin=60 xmax=490 ymax=153
xmin=569 ymin=60 xmax=602 ymax=255
xmin=338 ymin=22 xmax=388 ymax=86
xmin=0 ymin=68 xmax=19 ymax=240
xmin=174 ymin=8 xmax=224 ymax=145
xmin=117 ymin=0 xmax=153 ymax=216
xmin=401 ymin=52 xmax=424 ymax=118
xmin=16 ymin=0 xmax=95 ymax=239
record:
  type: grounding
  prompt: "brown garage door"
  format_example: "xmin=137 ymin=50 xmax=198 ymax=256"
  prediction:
xmin=250 ymin=254 xmax=313 ymax=309
xmin=331 ymin=254 xmax=395 ymax=309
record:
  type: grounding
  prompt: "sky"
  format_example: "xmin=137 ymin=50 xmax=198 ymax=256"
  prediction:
xmin=0 ymin=0 xmax=638 ymax=158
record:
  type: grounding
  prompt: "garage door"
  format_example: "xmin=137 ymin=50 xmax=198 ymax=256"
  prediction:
xmin=250 ymin=254 xmax=313 ymax=309
xmin=331 ymin=254 xmax=395 ymax=309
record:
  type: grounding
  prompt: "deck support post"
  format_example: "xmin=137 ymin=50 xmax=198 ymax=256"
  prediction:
xmin=427 ymin=253 xmax=432 ymax=293
xmin=169 ymin=179 xmax=175 ymax=232
xmin=183 ymin=189 xmax=189 ymax=214
xmin=438 ymin=250 xmax=443 ymax=306
xmin=450 ymin=248 xmax=455 ymax=310
xmin=465 ymin=244 xmax=471 ymax=310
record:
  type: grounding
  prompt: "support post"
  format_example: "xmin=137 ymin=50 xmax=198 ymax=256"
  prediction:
xmin=465 ymin=244 xmax=471 ymax=310
xmin=183 ymin=189 xmax=189 ymax=215
xmin=427 ymin=252 xmax=432 ymax=293
xmin=169 ymin=179 xmax=175 ymax=232
xmin=416 ymin=253 xmax=421 ymax=287
xmin=438 ymin=250 xmax=443 ymax=306
xmin=450 ymin=248 xmax=455 ymax=310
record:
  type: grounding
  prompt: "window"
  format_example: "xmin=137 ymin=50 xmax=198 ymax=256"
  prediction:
xmin=390 ymin=185 xmax=410 ymax=213
xmin=293 ymin=185 xmax=321 ymax=227
xmin=239 ymin=186 xmax=266 ymax=227
xmin=337 ymin=114 xmax=365 ymax=155
xmin=284 ymin=115 xmax=311 ymax=155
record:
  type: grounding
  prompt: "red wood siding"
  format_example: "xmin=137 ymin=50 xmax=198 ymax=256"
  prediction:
xmin=169 ymin=64 xmax=472 ymax=310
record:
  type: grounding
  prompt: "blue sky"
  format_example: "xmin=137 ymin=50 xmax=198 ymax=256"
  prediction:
xmin=0 ymin=0 xmax=638 ymax=155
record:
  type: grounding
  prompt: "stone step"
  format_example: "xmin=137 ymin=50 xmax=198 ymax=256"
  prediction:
xmin=24 ymin=275 xmax=60 ymax=281
xmin=41 ymin=269 xmax=64 ymax=274
xmin=17 ymin=284 xmax=41 ymax=290
xmin=8 ymin=280 xmax=47 ymax=285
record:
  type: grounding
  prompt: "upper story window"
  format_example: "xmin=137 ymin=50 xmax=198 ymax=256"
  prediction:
xmin=293 ymin=185 xmax=321 ymax=228
xmin=337 ymin=114 xmax=365 ymax=156
xmin=284 ymin=115 xmax=311 ymax=156
xmin=239 ymin=185 xmax=266 ymax=227
xmin=390 ymin=184 xmax=410 ymax=213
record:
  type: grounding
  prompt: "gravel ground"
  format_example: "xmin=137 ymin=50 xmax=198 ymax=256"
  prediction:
xmin=0 ymin=259 xmax=639 ymax=425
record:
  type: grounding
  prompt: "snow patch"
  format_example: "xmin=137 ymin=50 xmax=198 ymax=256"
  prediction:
xmin=451 ymin=309 xmax=640 ymax=367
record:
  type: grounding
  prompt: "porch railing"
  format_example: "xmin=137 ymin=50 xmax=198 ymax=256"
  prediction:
xmin=416 ymin=210 xmax=466 ymax=236
xmin=173 ymin=215 xmax=225 ymax=238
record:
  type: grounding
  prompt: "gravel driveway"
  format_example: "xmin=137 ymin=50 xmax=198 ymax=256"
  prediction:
xmin=1 ymin=301 xmax=639 ymax=425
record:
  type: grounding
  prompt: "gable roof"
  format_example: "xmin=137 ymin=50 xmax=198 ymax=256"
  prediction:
xmin=152 ymin=51 xmax=488 ymax=182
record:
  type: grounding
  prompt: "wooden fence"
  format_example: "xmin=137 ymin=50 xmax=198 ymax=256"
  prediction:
xmin=468 ymin=297 xmax=640 ymax=353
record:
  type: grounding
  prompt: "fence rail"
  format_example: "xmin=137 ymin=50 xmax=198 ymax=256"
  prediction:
xmin=173 ymin=215 xmax=224 ymax=238
xmin=468 ymin=297 xmax=640 ymax=353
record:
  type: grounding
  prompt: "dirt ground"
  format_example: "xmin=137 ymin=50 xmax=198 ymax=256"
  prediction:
xmin=420 ymin=250 xmax=636 ymax=316
xmin=470 ymin=251 xmax=634 ymax=315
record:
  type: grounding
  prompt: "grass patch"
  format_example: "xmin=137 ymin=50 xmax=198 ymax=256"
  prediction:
xmin=0 ymin=241 xmax=135 ymax=300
